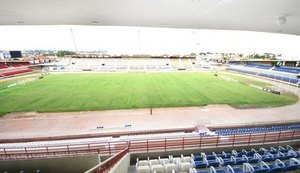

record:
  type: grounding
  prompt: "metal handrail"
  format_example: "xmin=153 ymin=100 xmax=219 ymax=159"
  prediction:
xmin=0 ymin=130 xmax=299 ymax=160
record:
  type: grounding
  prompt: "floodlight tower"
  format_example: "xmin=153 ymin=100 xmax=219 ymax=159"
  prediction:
xmin=69 ymin=27 xmax=79 ymax=54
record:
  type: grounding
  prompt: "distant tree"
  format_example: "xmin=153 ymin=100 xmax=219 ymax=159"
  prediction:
xmin=56 ymin=50 xmax=76 ymax=57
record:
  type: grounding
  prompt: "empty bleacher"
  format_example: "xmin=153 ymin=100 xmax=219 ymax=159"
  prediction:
xmin=0 ymin=64 xmax=8 ymax=69
xmin=227 ymin=64 xmax=300 ymax=85
xmin=134 ymin=145 xmax=300 ymax=173
xmin=0 ymin=68 xmax=32 ymax=77
xmin=273 ymin=67 xmax=300 ymax=74
xmin=170 ymin=59 xmax=182 ymax=70
xmin=62 ymin=58 xmax=200 ymax=72
xmin=214 ymin=124 xmax=300 ymax=136
xmin=181 ymin=59 xmax=194 ymax=70
xmin=241 ymin=63 xmax=299 ymax=75
xmin=0 ymin=61 xmax=33 ymax=77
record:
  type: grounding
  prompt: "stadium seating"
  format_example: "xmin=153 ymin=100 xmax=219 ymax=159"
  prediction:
xmin=242 ymin=63 xmax=273 ymax=70
xmin=228 ymin=62 xmax=241 ymax=65
xmin=265 ymin=159 xmax=285 ymax=172
xmin=64 ymin=58 xmax=202 ymax=72
xmin=227 ymin=67 xmax=258 ymax=76
xmin=227 ymin=65 xmax=300 ymax=85
xmin=255 ymin=64 xmax=272 ymax=70
xmin=6 ymin=62 xmax=31 ymax=67
xmin=215 ymin=124 xmax=300 ymax=136
xmin=249 ymin=162 xmax=269 ymax=172
xmin=244 ymin=64 xmax=257 ymax=68
xmin=10 ymin=63 xmax=23 ymax=67
xmin=0 ymin=64 xmax=8 ymax=69
xmin=0 ymin=68 xmax=32 ymax=76
xmin=273 ymin=67 xmax=300 ymax=74
xmin=242 ymin=63 xmax=300 ymax=73
xmin=135 ymin=145 xmax=300 ymax=173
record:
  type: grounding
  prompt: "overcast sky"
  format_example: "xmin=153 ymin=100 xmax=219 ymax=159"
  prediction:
xmin=0 ymin=25 xmax=300 ymax=60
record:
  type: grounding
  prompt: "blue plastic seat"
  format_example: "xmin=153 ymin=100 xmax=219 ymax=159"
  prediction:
xmin=257 ymin=148 xmax=267 ymax=155
xmin=247 ymin=156 xmax=259 ymax=164
xmin=197 ymin=170 xmax=209 ymax=173
xmin=268 ymin=164 xmax=284 ymax=173
xmin=222 ymin=151 xmax=232 ymax=158
xmin=274 ymin=152 xmax=286 ymax=160
xmin=269 ymin=147 xmax=278 ymax=154
xmin=261 ymin=153 xmax=275 ymax=162
xmin=193 ymin=154 xmax=204 ymax=161
xmin=215 ymin=169 xmax=226 ymax=173
xmin=267 ymin=159 xmax=285 ymax=173
xmin=232 ymin=150 xmax=247 ymax=157
xmin=232 ymin=168 xmax=246 ymax=173
xmin=206 ymin=154 xmax=216 ymax=160
xmin=227 ymin=164 xmax=253 ymax=173
xmin=222 ymin=159 xmax=235 ymax=166
xmin=207 ymin=159 xmax=220 ymax=167
xmin=288 ymin=150 xmax=300 ymax=158
xmin=245 ymin=151 xmax=255 ymax=157
xmin=284 ymin=158 xmax=300 ymax=171
xmin=218 ymin=156 xmax=235 ymax=166
xmin=200 ymin=166 xmax=227 ymax=173
xmin=251 ymin=161 xmax=270 ymax=173
xmin=215 ymin=153 xmax=226 ymax=159
xmin=234 ymin=155 xmax=248 ymax=165
xmin=194 ymin=160 xmax=207 ymax=168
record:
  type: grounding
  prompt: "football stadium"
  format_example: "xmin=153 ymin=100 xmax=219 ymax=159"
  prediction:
xmin=0 ymin=0 xmax=300 ymax=173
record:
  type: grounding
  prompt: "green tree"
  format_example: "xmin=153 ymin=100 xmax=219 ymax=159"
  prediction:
xmin=56 ymin=50 xmax=76 ymax=57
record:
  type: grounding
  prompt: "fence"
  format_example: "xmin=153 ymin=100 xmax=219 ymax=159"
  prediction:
xmin=0 ymin=130 xmax=299 ymax=160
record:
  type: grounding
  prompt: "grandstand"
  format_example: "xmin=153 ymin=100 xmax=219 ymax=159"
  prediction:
xmin=227 ymin=63 xmax=300 ymax=86
xmin=62 ymin=58 xmax=203 ymax=72
xmin=0 ymin=62 xmax=33 ymax=77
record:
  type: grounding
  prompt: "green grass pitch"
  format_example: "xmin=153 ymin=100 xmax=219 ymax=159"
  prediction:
xmin=0 ymin=72 xmax=297 ymax=116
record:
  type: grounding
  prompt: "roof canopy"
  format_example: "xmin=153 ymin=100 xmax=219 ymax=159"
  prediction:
xmin=0 ymin=0 xmax=299 ymax=35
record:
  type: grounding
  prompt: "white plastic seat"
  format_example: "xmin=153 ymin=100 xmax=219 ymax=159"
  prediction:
xmin=138 ymin=160 xmax=149 ymax=166
xmin=180 ymin=162 xmax=193 ymax=172
xmin=164 ymin=163 xmax=178 ymax=173
xmin=173 ymin=157 xmax=181 ymax=164
xmin=137 ymin=165 xmax=151 ymax=173
xmin=151 ymin=164 xmax=164 ymax=173
xmin=181 ymin=154 xmax=191 ymax=162
xmin=149 ymin=159 xmax=160 ymax=165
xmin=159 ymin=156 xmax=170 ymax=164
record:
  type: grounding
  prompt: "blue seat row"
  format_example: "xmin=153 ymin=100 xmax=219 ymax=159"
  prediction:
xmin=258 ymin=73 xmax=300 ymax=84
xmin=227 ymin=67 xmax=300 ymax=85
xmin=244 ymin=64 xmax=258 ymax=68
xmin=200 ymin=132 xmax=209 ymax=136
xmin=215 ymin=124 xmax=300 ymax=135
xmin=273 ymin=67 xmax=300 ymax=74
xmin=191 ymin=158 xmax=300 ymax=173
xmin=192 ymin=151 xmax=299 ymax=169
xmin=240 ymin=63 xmax=300 ymax=74
xmin=243 ymin=64 xmax=272 ymax=70
xmin=255 ymin=65 xmax=272 ymax=70
xmin=191 ymin=146 xmax=300 ymax=168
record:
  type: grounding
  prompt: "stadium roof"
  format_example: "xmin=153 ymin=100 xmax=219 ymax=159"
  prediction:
xmin=0 ymin=0 xmax=299 ymax=35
